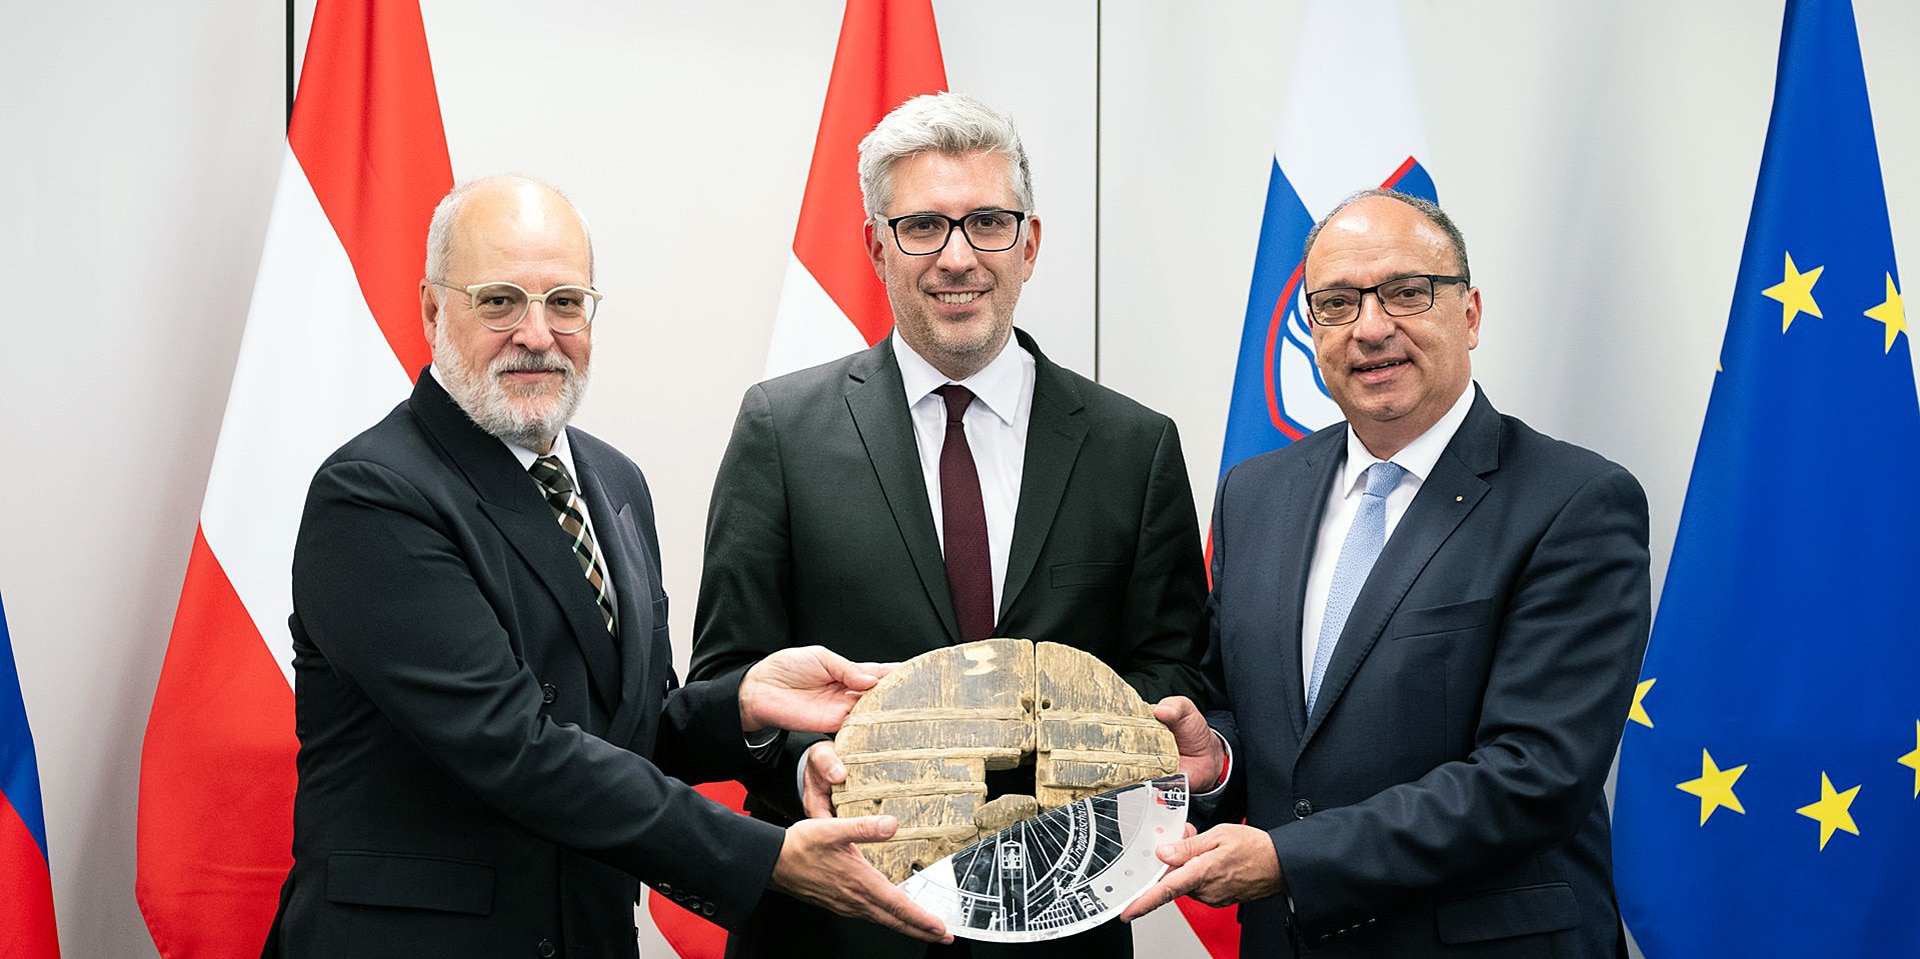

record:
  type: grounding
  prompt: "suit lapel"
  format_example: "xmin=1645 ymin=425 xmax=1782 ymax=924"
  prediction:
xmin=410 ymin=375 xmax=622 ymax=714
xmin=843 ymin=341 xmax=962 ymax=644
xmin=1268 ymin=428 xmax=1341 ymax=742
xmin=570 ymin=437 xmax=655 ymax=745
xmin=1304 ymin=393 xmax=1500 ymax=742
xmin=1002 ymin=332 xmax=1088 ymax=622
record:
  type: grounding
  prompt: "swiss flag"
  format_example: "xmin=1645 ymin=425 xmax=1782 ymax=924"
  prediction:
xmin=133 ymin=2 xmax=451 ymax=956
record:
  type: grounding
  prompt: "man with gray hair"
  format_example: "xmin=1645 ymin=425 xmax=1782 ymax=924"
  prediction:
xmin=690 ymin=93 xmax=1208 ymax=958
xmin=266 ymin=175 xmax=949 ymax=957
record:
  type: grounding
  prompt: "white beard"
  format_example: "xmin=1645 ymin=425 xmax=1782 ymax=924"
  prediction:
xmin=434 ymin=321 xmax=589 ymax=450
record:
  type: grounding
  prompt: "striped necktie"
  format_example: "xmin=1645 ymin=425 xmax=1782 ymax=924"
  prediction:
xmin=528 ymin=455 xmax=617 ymax=636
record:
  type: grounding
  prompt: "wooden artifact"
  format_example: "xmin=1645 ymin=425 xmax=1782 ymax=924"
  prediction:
xmin=830 ymin=638 xmax=1179 ymax=882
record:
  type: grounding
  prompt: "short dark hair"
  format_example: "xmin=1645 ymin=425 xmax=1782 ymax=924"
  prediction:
xmin=1302 ymin=189 xmax=1470 ymax=284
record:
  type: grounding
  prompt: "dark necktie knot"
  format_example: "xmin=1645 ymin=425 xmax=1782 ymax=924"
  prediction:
xmin=936 ymin=384 xmax=976 ymax=425
xmin=529 ymin=454 xmax=575 ymax=498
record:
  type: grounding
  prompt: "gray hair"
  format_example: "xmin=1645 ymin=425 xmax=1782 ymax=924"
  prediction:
xmin=858 ymin=92 xmax=1035 ymax=220
xmin=423 ymin=174 xmax=595 ymax=291
xmin=1303 ymin=189 xmax=1470 ymax=284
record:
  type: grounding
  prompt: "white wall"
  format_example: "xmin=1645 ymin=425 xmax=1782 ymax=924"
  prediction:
xmin=2 ymin=2 xmax=1916 ymax=956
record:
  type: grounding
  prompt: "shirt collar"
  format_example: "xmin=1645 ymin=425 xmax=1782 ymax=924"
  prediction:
xmin=892 ymin=330 xmax=1028 ymax=426
xmin=1339 ymin=381 xmax=1478 ymax=494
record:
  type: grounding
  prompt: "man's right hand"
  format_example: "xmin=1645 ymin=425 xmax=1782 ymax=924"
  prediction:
xmin=770 ymin=815 xmax=951 ymax=943
xmin=1153 ymin=696 xmax=1225 ymax=790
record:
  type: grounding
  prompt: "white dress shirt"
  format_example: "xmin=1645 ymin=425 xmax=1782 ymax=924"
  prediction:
xmin=1298 ymin=382 xmax=1479 ymax=697
xmin=429 ymin=364 xmax=617 ymax=616
xmin=892 ymin=330 xmax=1037 ymax=618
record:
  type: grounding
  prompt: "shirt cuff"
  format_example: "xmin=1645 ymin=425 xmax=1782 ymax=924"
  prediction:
xmin=1193 ymin=730 xmax=1233 ymax=798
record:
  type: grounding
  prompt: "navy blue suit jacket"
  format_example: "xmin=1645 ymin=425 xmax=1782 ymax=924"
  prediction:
xmin=1201 ymin=389 xmax=1649 ymax=958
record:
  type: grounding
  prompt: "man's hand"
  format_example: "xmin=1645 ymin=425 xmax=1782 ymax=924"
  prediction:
xmin=740 ymin=646 xmax=892 ymax=735
xmin=1118 ymin=823 xmax=1283 ymax=922
xmin=801 ymin=741 xmax=847 ymax=819
xmin=771 ymin=815 xmax=951 ymax=943
xmin=1153 ymin=696 xmax=1224 ymax=789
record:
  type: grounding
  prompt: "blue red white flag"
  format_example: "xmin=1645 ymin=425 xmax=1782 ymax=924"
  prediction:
xmin=1 ymin=591 xmax=61 ymax=958
xmin=1611 ymin=1 xmax=1918 ymax=955
xmin=1218 ymin=0 xmax=1437 ymax=477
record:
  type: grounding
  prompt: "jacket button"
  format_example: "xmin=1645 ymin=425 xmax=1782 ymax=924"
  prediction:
xmin=703 ymin=902 xmax=716 ymax=916
xmin=541 ymin=684 xmax=557 ymax=705
xmin=536 ymin=938 xmax=556 ymax=958
xmin=1293 ymin=799 xmax=1313 ymax=819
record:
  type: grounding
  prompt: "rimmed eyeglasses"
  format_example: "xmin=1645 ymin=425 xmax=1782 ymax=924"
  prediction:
xmin=880 ymin=210 xmax=1029 ymax=256
xmin=432 ymin=280 xmax=602 ymax=334
xmin=1304 ymin=274 xmax=1468 ymax=327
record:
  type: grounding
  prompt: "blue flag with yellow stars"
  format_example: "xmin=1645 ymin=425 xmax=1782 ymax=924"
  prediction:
xmin=1612 ymin=0 xmax=1916 ymax=954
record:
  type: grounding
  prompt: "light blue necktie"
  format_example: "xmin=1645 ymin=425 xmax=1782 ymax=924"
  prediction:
xmin=1307 ymin=461 xmax=1406 ymax=716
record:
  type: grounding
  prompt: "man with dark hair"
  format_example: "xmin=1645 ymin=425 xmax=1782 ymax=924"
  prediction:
xmin=1123 ymin=190 xmax=1651 ymax=958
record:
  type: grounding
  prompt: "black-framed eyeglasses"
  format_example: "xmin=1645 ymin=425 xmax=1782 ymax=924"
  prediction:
xmin=431 ymin=280 xmax=602 ymax=334
xmin=881 ymin=210 xmax=1029 ymax=256
xmin=1304 ymin=274 xmax=1469 ymax=326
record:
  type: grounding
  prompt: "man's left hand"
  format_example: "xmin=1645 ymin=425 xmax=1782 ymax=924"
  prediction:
xmin=1118 ymin=823 xmax=1284 ymax=922
xmin=740 ymin=646 xmax=893 ymax=735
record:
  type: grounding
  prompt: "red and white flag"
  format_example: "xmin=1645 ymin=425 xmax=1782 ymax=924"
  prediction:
xmin=759 ymin=0 xmax=947 ymax=379
xmin=640 ymin=3 xmax=945 ymax=957
xmin=134 ymin=2 xmax=451 ymax=956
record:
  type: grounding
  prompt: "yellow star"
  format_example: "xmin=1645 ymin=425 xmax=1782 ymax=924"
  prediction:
xmin=1762 ymin=252 xmax=1824 ymax=333
xmin=1676 ymin=749 xmax=1747 ymax=826
xmin=1865 ymin=273 xmax=1906 ymax=354
xmin=1795 ymin=772 xmax=1861 ymax=850
xmin=1628 ymin=678 xmax=1656 ymax=728
xmin=1898 ymin=721 xmax=1920 ymax=799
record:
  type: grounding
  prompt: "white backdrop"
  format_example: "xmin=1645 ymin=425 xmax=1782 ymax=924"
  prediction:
xmin=2 ymin=2 xmax=1916 ymax=956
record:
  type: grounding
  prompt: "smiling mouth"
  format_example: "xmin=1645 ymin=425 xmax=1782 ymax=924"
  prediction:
xmin=1356 ymin=359 xmax=1408 ymax=373
xmin=933 ymin=291 xmax=983 ymax=305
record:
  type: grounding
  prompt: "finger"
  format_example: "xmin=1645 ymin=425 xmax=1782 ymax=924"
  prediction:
xmin=1118 ymin=877 xmax=1180 ymax=923
xmin=809 ymin=646 xmax=881 ymax=690
xmin=860 ymin=879 xmax=951 ymax=942
xmin=820 ymin=813 xmax=899 ymax=844
xmin=801 ymin=745 xmax=846 ymax=819
xmin=1183 ymin=822 xmax=1198 ymax=839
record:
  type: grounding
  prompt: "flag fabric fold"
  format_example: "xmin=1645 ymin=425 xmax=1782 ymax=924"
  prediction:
xmin=1612 ymin=1 xmax=1917 ymax=955
xmin=648 ymin=5 xmax=945 ymax=956
xmin=1216 ymin=0 xmax=1437 ymax=475
xmin=135 ymin=2 xmax=450 ymax=956
xmin=1 ymin=592 xmax=61 ymax=959
xmin=759 ymin=0 xmax=946 ymax=380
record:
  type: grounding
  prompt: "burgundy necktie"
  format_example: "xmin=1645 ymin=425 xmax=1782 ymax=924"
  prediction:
xmin=936 ymin=385 xmax=995 ymax=642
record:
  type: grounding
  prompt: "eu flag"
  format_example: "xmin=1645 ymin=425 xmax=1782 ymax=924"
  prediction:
xmin=1612 ymin=1 xmax=1917 ymax=955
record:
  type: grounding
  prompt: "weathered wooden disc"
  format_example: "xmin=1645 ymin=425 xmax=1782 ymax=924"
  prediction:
xmin=831 ymin=638 xmax=1178 ymax=883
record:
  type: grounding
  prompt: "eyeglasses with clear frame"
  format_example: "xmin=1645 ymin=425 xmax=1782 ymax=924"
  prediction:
xmin=1304 ymin=274 xmax=1469 ymax=327
xmin=880 ymin=210 xmax=1029 ymax=256
xmin=431 ymin=280 xmax=603 ymax=334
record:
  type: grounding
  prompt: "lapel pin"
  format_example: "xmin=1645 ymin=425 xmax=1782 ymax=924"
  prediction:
xmin=1455 ymin=495 xmax=1464 ymax=502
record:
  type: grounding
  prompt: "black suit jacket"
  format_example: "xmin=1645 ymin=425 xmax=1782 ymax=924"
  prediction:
xmin=1201 ymin=389 xmax=1650 ymax=958
xmin=264 ymin=373 xmax=786 ymax=959
xmin=689 ymin=329 xmax=1208 ymax=958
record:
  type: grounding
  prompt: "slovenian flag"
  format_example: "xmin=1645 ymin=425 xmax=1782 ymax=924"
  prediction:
xmin=2 ymin=591 xmax=61 ymax=958
xmin=1218 ymin=0 xmax=1438 ymax=477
